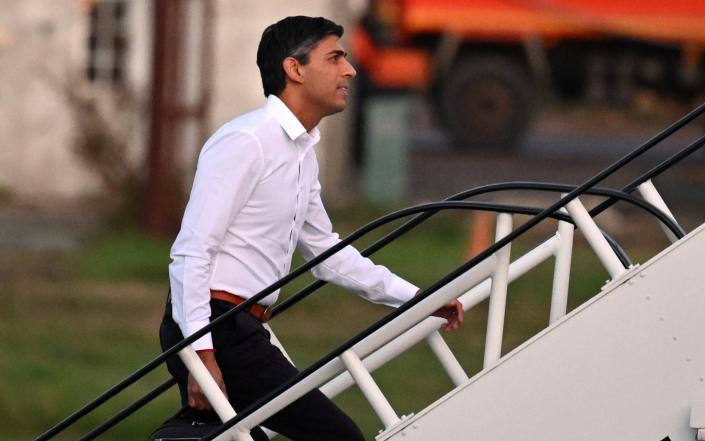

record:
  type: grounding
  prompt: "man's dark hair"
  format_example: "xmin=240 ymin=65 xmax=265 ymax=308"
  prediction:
xmin=257 ymin=16 xmax=344 ymax=97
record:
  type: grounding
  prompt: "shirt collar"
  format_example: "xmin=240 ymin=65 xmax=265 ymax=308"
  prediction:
xmin=265 ymin=94 xmax=321 ymax=145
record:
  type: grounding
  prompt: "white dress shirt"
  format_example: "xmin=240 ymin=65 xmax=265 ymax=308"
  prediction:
xmin=169 ymin=95 xmax=418 ymax=350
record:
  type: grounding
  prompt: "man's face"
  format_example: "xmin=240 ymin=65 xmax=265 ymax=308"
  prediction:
xmin=299 ymin=35 xmax=357 ymax=117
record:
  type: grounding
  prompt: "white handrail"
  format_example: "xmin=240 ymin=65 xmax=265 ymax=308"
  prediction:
xmin=321 ymin=316 xmax=446 ymax=398
xmin=319 ymin=234 xmax=560 ymax=399
xmin=353 ymin=257 xmax=498 ymax=359
xmin=238 ymin=257 xmax=498 ymax=431
xmin=187 ymin=190 xmax=680 ymax=439
xmin=187 ymin=231 xmax=564 ymax=438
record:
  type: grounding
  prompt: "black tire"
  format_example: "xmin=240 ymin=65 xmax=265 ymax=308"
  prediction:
xmin=440 ymin=55 xmax=534 ymax=150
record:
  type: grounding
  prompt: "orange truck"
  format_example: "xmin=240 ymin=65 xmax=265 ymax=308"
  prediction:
xmin=353 ymin=0 xmax=705 ymax=149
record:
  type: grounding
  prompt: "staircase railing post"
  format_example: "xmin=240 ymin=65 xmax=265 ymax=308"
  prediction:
xmin=178 ymin=346 xmax=253 ymax=441
xmin=550 ymin=206 xmax=575 ymax=324
xmin=339 ymin=350 xmax=400 ymax=428
xmin=425 ymin=331 xmax=469 ymax=386
xmin=483 ymin=213 xmax=513 ymax=368
xmin=565 ymin=198 xmax=626 ymax=279
xmin=636 ymin=179 xmax=679 ymax=243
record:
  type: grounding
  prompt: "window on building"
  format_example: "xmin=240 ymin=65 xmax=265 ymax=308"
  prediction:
xmin=86 ymin=0 xmax=128 ymax=83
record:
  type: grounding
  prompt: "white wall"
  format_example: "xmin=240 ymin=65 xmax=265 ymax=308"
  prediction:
xmin=0 ymin=0 xmax=365 ymax=202
xmin=0 ymin=0 xmax=94 ymax=198
xmin=0 ymin=0 xmax=153 ymax=200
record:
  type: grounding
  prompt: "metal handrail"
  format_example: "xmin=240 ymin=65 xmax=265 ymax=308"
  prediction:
xmin=272 ymin=182 xmax=687 ymax=318
xmin=591 ymin=133 xmax=705 ymax=218
xmin=202 ymin=103 xmax=705 ymax=440
xmin=364 ymin=123 xmax=705 ymax=282
xmin=270 ymin=127 xmax=705 ymax=319
xmin=37 ymin=194 xmax=669 ymax=441
xmin=31 ymin=201 xmax=599 ymax=441
xmin=35 ymin=101 xmax=705 ymax=440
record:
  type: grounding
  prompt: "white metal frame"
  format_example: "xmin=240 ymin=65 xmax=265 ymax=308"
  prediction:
xmin=484 ymin=213 xmax=512 ymax=368
xmin=637 ymin=179 xmax=679 ymax=243
xmin=182 ymin=182 xmax=678 ymax=440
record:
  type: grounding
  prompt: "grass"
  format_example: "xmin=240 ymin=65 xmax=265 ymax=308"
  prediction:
xmin=75 ymin=231 xmax=172 ymax=282
xmin=0 ymin=279 xmax=174 ymax=440
xmin=0 ymin=206 xmax=665 ymax=440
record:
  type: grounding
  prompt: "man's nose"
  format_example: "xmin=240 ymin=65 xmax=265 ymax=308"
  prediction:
xmin=343 ymin=58 xmax=357 ymax=78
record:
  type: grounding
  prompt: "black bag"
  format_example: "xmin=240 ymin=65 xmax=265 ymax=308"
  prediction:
xmin=148 ymin=408 xmax=269 ymax=441
xmin=148 ymin=408 xmax=222 ymax=441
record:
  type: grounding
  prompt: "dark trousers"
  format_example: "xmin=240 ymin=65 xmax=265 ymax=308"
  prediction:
xmin=160 ymin=298 xmax=365 ymax=441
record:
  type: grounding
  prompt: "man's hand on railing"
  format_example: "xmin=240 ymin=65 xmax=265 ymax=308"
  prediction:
xmin=433 ymin=299 xmax=464 ymax=331
xmin=414 ymin=289 xmax=464 ymax=331
xmin=188 ymin=350 xmax=228 ymax=411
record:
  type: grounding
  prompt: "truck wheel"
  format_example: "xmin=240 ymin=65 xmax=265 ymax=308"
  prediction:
xmin=441 ymin=56 xmax=534 ymax=150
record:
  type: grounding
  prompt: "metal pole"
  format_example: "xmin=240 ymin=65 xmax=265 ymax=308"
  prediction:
xmin=484 ymin=213 xmax=513 ymax=367
xmin=550 ymin=207 xmax=574 ymax=324
xmin=636 ymin=179 xmax=679 ymax=243
xmin=566 ymin=198 xmax=626 ymax=279
xmin=146 ymin=0 xmax=186 ymax=235
xmin=339 ymin=350 xmax=400 ymax=428
xmin=178 ymin=347 xmax=253 ymax=441
xmin=322 ymin=318 xmax=444 ymax=398
xmin=257 ymin=326 xmax=290 ymax=439
xmin=425 ymin=331 xmax=469 ymax=386
xmin=146 ymin=0 xmax=212 ymax=235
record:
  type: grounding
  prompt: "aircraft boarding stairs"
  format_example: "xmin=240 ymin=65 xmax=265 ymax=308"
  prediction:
xmin=35 ymin=105 xmax=705 ymax=441
xmin=378 ymin=221 xmax=705 ymax=441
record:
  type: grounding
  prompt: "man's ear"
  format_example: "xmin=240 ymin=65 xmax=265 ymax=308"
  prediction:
xmin=282 ymin=57 xmax=304 ymax=85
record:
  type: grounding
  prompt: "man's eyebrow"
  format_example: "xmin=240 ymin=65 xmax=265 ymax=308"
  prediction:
xmin=327 ymin=49 xmax=348 ymax=57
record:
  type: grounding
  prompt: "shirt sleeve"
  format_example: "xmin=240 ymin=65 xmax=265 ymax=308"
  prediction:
xmin=296 ymin=160 xmax=418 ymax=308
xmin=169 ymin=130 xmax=263 ymax=350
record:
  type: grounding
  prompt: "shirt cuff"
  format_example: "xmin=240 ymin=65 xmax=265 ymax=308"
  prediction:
xmin=388 ymin=275 xmax=419 ymax=307
xmin=185 ymin=319 xmax=214 ymax=351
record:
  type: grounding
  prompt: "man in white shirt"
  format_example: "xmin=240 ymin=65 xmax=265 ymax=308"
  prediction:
xmin=160 ymin=16 xmax=463 ymax=441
